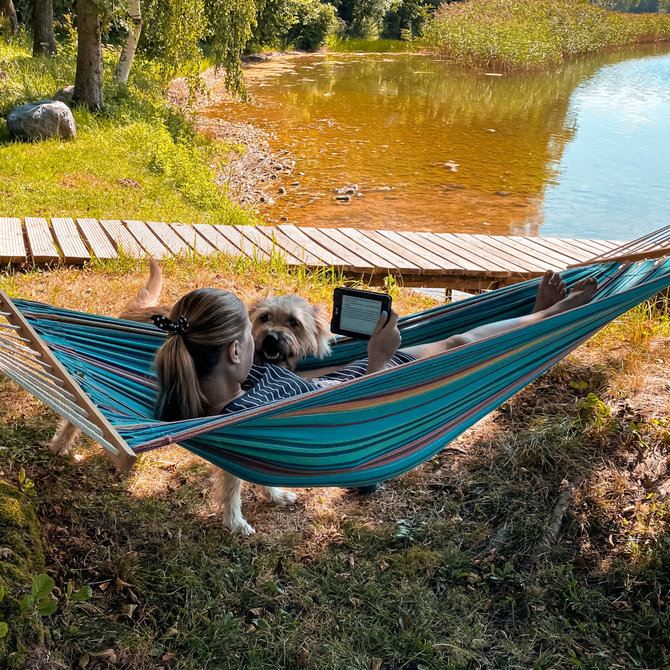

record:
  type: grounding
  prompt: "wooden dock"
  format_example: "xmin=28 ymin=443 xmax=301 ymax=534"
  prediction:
xmin=0 ymin=216 xmax=627 ymax=290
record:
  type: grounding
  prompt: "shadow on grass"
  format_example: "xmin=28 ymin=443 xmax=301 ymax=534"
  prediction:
xmin=0 ymin=340 xmax=669 ymax=668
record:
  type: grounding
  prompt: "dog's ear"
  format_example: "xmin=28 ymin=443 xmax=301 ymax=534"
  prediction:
xmin=247 ymin=301 xmax=263 ymax=322
xmin=312 ymin=304 xmax=332 ymax=359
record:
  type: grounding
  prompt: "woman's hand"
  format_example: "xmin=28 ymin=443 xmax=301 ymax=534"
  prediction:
xmin=366 ymin=310 xmax=401 ymax=374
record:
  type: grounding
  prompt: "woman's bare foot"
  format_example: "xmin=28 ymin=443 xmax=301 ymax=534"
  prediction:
xmin=533 ymin=270 xmax=567 ymax=312
xmin=545 ymin=277 xmax=598 ymax=316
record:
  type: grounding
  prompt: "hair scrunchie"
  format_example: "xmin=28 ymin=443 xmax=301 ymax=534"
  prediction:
xmin=151 ymin=314 xmax=190 ymax=336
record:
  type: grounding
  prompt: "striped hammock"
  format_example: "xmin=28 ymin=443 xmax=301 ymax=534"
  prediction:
xmin=3 ymin=259 xmax=670 ymax=488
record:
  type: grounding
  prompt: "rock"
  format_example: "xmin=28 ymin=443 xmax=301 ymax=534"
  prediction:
xmin=280 ymin=215 xmax=289 ymax=221
xmin=290 ymin=181 xmax=300 ymax=186
xmin=495 ymin=191 xmax=511 ymax=196
xmin=53 ymin=85 xmax=74 ymax=106
xmin=278 ymin=186 xmax=286 ymax=195
xmin=335 ymin=194 xmax=351 ymax=202
xmin=7 ymin=99 xmax=76 ymax=140
xmin=446 ymin=183 xmax=466 ymax=189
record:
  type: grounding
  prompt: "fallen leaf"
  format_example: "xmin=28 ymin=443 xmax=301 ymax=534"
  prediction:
xmin=296 ymin=648 xmax=310 ymax=667
xmin=370 ymin=658 xmax=383 ymax=670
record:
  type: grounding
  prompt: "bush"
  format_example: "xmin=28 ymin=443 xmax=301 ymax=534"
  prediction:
xmin=287 ymin=0 xmax=338 ymax=50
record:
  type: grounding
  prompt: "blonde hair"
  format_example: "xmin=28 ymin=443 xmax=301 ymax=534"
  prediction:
xmin=153 ymin=288 xmax=247 ymax=421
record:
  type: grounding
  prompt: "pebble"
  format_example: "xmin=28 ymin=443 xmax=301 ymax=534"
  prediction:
xmin=335 ymin=194 xmax=351 ymax=202
xmin=495 ymin=191 xmax=511 ymax=196
xmin=280 ymin=215 xmax=289 ymax=221
xmin=446 ymin=184 xmax=466 ymax=189
xmin=291 ymin=181 xmax=300 ymax=186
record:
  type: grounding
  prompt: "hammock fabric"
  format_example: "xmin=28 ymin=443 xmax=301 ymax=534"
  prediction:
xmin=7 ymin=259 xmax=670 ymax=488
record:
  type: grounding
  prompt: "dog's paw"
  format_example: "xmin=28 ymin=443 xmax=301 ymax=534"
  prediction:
xmin=262 ymin=487 xmax=297 ymax=506
xmin=226 ymin=518 xmax=256 ymax=535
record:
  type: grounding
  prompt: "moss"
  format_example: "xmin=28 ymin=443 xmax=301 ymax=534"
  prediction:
xmin=0 ymin=478 xmax=47 ymax=669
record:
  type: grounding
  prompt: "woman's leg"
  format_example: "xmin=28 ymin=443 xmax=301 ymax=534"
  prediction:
xmin=403 ymin=272 xmax=597 ymax=360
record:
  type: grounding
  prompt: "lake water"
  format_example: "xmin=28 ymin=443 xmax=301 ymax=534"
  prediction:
xmin=203 ymin=44 xmax=670 ymax=239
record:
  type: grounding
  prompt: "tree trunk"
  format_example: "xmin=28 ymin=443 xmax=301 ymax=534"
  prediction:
xmin=73 ymin=0 xmax=103 ymax=111
xmin=1 ymin=0 xmax=19 ymax=34
xmin=32 ymin=0 xmax=57 ymax=55
xmin=114 ymin=0 xmax=142 ymax=84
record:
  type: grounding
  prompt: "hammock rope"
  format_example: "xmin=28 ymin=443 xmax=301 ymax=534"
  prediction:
xmin=1 ymin=257 xmax=668 ymax=486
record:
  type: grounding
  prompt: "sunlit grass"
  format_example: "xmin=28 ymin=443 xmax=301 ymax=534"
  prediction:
xmin=423 ymin=0 xmax=670 ymax=69
xmin=0 ymin=39 xmax=254 ymax=226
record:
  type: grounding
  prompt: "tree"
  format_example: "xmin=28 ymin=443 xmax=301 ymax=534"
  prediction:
xmin=32 ymin=0 xmax=57 ymax=55
xmin=73 ymin=0 xmax=103 ymax=110
xmin=114 ymin=0 xmax=142 ymax=83
xmin=0 ymin=0 xmax=19 ymax=34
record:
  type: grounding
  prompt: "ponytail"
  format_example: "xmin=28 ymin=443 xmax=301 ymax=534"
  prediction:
xmin=152 ymin=288 xmax=247 ymax=421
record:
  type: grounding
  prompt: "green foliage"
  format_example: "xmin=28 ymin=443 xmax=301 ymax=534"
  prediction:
xmin=286 ymin=0 xmax=338 ymax=50
xmin=423 ymin=0 xmax=670 ymax=69
xmin=382 ymin=0 xmax=437 ymax=40
xmin=251 ymin=0 xmax=337 ymax=51
xmin=0 ymin=39 xmax=255 ymax=226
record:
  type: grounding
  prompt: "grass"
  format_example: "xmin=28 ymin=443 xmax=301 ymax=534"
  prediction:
xmin=0 ymin=37 xmax=254 ymax=226
xmin=423 ymin=0 xmax=670 ymax=69
xmin=0 ymin=263 xmax=669 ymax=668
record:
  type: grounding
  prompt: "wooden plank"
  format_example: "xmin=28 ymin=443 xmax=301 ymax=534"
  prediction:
xmin=236 ymin=225 xmax=303 ymax=264
xmin=568 ymin=238 xmax=620 ymax=256
xmin=397 ymin=230 xmax=488 ymax=274
xmin=193 ymin=224 xmax=244 ymax=257
xmin=170 ymin=223 xmax=216 ymax=257
xmin=297 ymin=227 xmax=372 ymax=271
xmin=317 ymin=227 xmax=394 ymax=270
xmin=377 ymin=230 xmax=460 ymax=273
xmin=0 ymin=217 xmax=26 ymax=263
xmin=500 ymin=236 xmax=575 ymax=269
xmin=145 ymin=220 xmax=191 ymax=256
xmin=362 ymin=229 xmax=442 ymax=272
xmin=277 ymin=225 xmax=346 ymax=267
xmin=124 ymin=220 xmax=171 ymax=259
xmin=338 ymin=228 xmax=421 ymax=272
xmin=99 ymin=219 xmax=143 ymax=258
xmin=257 ymin=226 xmax=325 ymax=267
xmin=468 ymin=234 xmax=547 ymax=273
xmin=418 ymin=232 xmax=510 ymax=276
xmin=213 ymin=225 xmax=271 ymax=260
xmin=24 ymin=217 xmax=60 ymax=264
xmin=51 ymin=217 xmax=90 ymax=264
xmin=532 ymin=236 xmax=605 ymax=264
xmin=439 ymin=233 xmax=526 ymax=273
xmin=76 ymin=219 xmax=118 ymax=260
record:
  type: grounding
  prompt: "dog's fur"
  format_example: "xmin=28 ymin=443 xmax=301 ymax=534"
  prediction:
xmin=49 ymin=260 xmax=332 ymax=535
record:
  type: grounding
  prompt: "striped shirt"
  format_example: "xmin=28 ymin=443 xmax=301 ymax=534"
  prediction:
xmin=222 ymin=352 xmax=415 ymax=414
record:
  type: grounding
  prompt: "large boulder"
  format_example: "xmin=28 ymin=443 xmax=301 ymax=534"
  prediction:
xmin=7 ymin=100 xmax=76 ymax=141
xmin=52 ymin=85 xmax=74 ymax=107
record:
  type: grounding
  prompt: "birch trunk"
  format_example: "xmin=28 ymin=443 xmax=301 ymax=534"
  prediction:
xmin=73 ymin=0 xmax=103 ymax=111
xmin=114 ymin=0 xmax=142 ymax=84
xmin=1 ymin=0 xmax=19 ymax=34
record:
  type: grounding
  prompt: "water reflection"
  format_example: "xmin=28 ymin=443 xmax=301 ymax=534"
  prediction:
xmin=203 ymin=43 xmax=670 ymax=237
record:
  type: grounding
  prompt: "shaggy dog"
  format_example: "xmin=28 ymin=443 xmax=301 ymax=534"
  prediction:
xmin=49 ymin=260 xmax=333 ymax=535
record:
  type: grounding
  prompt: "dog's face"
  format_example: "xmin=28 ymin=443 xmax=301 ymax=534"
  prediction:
xmin=248 ymin=295 xmax=331 ymax=370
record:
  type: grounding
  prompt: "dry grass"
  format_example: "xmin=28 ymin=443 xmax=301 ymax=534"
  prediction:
xmin=1 ymin=264 xmax=669 ymax=669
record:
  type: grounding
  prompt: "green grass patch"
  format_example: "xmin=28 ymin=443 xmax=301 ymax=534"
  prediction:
xmin=0 ymin=38 xmax=254 ymax=226
xmin=423 ymin=0 xmax=670 ymax=69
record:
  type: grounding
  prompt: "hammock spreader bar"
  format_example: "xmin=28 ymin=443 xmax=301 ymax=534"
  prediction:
xmin=2 ymin=254 xmax=670 ymax=487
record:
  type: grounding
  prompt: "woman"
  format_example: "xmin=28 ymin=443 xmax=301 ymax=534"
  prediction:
xmin=152 ymin=272 xmax=597 ymax=533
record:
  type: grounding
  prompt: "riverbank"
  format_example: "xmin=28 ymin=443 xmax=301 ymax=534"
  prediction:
xmin=0 ymin=261 xmax=669 ymax=668
xmin=424 ymin=0 xmax=670 ymax=69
